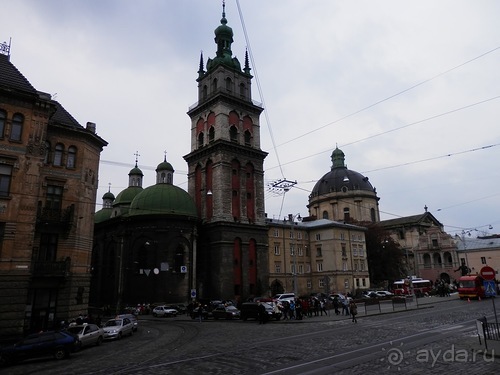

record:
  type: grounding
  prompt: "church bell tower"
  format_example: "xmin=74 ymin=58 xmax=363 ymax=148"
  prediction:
xmin=184 ymin=3 xmax=268 ymax=301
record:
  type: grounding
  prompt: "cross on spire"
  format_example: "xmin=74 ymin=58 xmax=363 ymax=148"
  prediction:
xmin=134 ymin=151 xmax=140 ymax=167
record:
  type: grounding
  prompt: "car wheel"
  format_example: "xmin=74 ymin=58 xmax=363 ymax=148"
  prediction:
xmin=118 ymin=332 xmax=123 ymax=340
xmin=96 ymin=336 xmax=103 ymax=346
xmin=54 ymin=349 xmax=68 ymax=360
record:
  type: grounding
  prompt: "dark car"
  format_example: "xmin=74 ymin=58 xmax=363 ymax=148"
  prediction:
xmin=0 ymin=331 xmax=79 ymax=366
xmin=212 ymin=305 xmax=241 ymax=320
xmin=240 ymin=302 xmax=282 ymax=321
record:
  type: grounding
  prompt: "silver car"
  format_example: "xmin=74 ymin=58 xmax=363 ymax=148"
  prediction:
xmin=102 ymin=318 xmax=134 ymax=340
xmin=66 ymin=323 xmax=104 ymax=347
xmin=152 ymin=306 xmax=178 ymax=317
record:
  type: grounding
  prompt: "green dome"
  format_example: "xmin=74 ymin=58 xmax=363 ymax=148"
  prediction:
xmin=156 ymin=160 xmax=173 ymax=172
xmin=94 ymin=208 xmax=112 ymax=224
xmin=102 ymin=191 xmax=115 ymax=200
xmin=129 ymin=184 xmax=197 ymax=217
xmin=113 ymin=186 xmax=143 ymax=206
xmin=129 ymin=166 xmax=143 ymax=176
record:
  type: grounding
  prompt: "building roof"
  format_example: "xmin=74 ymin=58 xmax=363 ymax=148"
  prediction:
xmin=0 ymin=53 xmax=37 ymax=95
xmin=50 ymin=100 xmax=83 ymax=129
xmin=128 ymin=183 xmax=197 ymax=218
xmin=310 ymin=147 xmax=375 ymax=198
xmin=455 ymin=236 xmax=500 ymax=251
xmin=379 ymin=212 xmax=443 ymax=229
xmin=266 ymin=217 xmax=367 ymax=231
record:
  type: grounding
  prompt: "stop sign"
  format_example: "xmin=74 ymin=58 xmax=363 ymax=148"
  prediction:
xmin=480 ymin=266 xmax=496 ymax=280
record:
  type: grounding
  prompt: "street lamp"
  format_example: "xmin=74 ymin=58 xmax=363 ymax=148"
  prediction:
xmin=455 ymin=229 xmax=476 ymax=276
xmin=287 ymin=213 xmax=301 ymax=296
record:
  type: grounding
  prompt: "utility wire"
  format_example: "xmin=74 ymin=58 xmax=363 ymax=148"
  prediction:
xmin=236 ymin=0 xmax=285 ymax=179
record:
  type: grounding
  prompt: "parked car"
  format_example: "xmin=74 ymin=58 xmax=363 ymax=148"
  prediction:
xmin=102 ymin=318 xmax=134 ymax=340
xmin=375 ymin=291 xmax=394 ymax=298
xmin=116 ymin=313 xmax=138 ymax=331
xmin=212 ymin=305 xmax=241 ymax=320
xmin=240 ymin=302 xmax=282 ymax=321
xmin=66 ymin=323 xmax=104 ymax=348
xmin=0 ymin=331 xmax=80 ymax=366
xmin=273 ymin=293 xmax=295 ymax=303
xmin=152 ymin=306 xmax=178 ymax=317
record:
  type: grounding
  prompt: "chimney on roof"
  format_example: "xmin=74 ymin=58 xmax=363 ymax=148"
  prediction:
xmin=86 ymin=122 xmax=96 ymax=133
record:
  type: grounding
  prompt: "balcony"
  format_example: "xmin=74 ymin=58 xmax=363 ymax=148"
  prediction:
xmin=32 ymin=259 xmax=70 ymax=278
xmin=36 ymin=204 xmax=74 ymax=233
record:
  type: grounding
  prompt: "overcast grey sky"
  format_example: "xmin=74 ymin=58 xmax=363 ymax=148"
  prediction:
xmin=2 ymin=0 xmax=499 ymax=237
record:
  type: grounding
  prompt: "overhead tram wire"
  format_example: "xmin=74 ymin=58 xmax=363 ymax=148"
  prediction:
xmin=235 ymin=0 xmax=284 ymax=179
xmin=264 ymin=97 xmax=500 ymax=172
xmin=267 ymin=45 xmax=500 ymax=152
xmin=236 ymin=0 xmax=294 ymax=218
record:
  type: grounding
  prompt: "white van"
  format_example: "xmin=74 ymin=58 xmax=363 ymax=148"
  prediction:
xmin=273 ymin=293 xmax=295 ymax=303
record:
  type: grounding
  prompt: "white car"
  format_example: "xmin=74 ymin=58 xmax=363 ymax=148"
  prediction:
xmin=102 ymin=318 xmax=134 ymax=340
xmin=66 ymin=323 xmax=104 ymax=347
xmin=152 ymin=306 xmax=178 ymax=317
xmin=375 ymin=291 xmax=394 ymax=297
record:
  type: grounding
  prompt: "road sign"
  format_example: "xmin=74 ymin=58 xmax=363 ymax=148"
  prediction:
xmin=484 ymin=280 xmax=497 ymax=297
xmin=190 ymin=289 xmax=197 ymax=299
xmin=480 ymin=266 xmax=496 ymax=281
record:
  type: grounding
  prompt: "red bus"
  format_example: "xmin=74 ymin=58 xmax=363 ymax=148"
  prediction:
xmin=392 ymin=278 xmax=432 ymax=297
xmin=457 ymin=275 xmax=485 ymax=300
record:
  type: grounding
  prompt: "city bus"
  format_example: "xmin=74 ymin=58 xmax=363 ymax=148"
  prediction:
xmin=457 ymin=275 xmax=485 ymax=300
xmin=392 ymin=278 xmax=432 ymax=297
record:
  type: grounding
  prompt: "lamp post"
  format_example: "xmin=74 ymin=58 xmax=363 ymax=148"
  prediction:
xmin=287 ymin=213 xmax=301 ymax=296
xmin=455 ymin=230 xmax=475 ymax=276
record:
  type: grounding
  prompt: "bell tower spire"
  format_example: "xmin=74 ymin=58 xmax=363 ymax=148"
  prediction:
xmin=184 ymin=3 xmax=269 ymax=303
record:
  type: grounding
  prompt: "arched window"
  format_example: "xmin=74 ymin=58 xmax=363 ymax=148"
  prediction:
xmin=203 ymin=85 xmax=208 ymax=100
xmin=67 ymin=146 xmax=77 ymax=168
xmin=322 ymin=211 xmax=329 ymax=219
xmin=423 ymin=253 xmax=431 ymax=269
xmin=230 ymin=126 xmax=238 ymax=142
xmin=225 ymin=77 xmax=232 ymax=91
xmin=0 ymin=110 xmax=6 ymax=138
xmin=212 ymin=78 xmax=218 ymax=93
xmin=198 ymin=132 xmax=204 ymax=148
xmin=10 ymin=113 xmax=23 ymax=141
xmin=208 ymin=127 xmax=215 ymax=142
xmin=343 ymin=207 xmax=350 ymax=222
xmin=53 ymin=143 xmax=64 ymax=166
xmin=244 ymin=130 xmax=251 ymax=146
xmin=239 ymin=83 xmax=245 ymax=97
xmin=370 ymin=208 xmax=376 ymax=222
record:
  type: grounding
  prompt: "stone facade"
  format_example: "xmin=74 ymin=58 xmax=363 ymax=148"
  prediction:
xmin=267 ymin=217 xmax=370 ymax=297
xmin=0 ymin=49 xmax=107 ymax=342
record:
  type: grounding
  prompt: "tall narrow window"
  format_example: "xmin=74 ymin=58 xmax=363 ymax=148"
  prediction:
xmin=230 ymin=126 xmax=238 ymax=142
xmin=343 ymin=207 xmax=350 ymax=221
xmin=39 ymin=233 xmax=58 ymax=262
xmin=208 ymin=127 xmax=215 ymax=142
xmin=67 ymin=146 xmax=77 ymax=168
xmin=44 ymin=141 xmax=51 ymax=164
xmin=47 ymin=185 xmax=63 ymax=211
xmin=0 ymin=110 xmax=6 ymax=138
xmin=0 ymin=164 xmax=12 ymax=197
xmin=53 ymin=144 xmax=64 ymax=166
xmin=10 ymin=113 xmax=23 ymax=141
xmin=244 ymin=130 xmax=251 ymax=146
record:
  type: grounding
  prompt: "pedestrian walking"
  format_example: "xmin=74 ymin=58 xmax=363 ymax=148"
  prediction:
xmin=349 ymin=300 xmax=358 ymax=323
xmin=258 ymin=302 xmax=267 ymax=324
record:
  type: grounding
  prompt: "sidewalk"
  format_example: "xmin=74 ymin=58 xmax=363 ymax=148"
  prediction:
xmin=282 ymin=293 xmax=460 ymax=323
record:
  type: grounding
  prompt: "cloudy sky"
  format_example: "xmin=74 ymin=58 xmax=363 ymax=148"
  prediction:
xmin=2 ymin=0 xmax=499 ymax=237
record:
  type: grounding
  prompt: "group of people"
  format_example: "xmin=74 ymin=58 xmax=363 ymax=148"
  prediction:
xmin=274 ymin=296 xmax=358 ymax=323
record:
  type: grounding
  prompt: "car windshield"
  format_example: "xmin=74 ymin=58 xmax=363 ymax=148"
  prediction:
xmin=67 ymin=327 xmax=84 ymax=335
xmin=105 ymin=319 xmax=121 ymax=327
xmin=227 ymin=306 xmax=238 ymax=311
